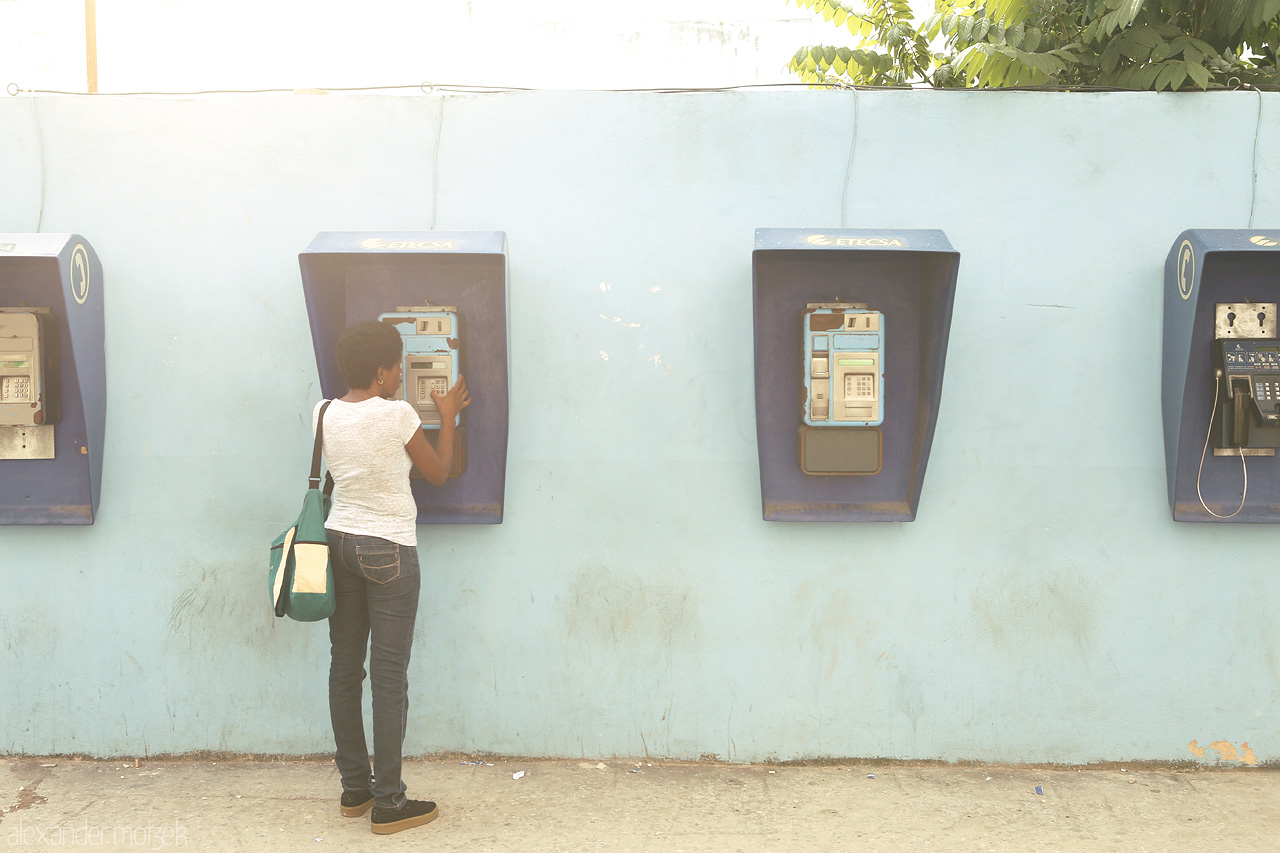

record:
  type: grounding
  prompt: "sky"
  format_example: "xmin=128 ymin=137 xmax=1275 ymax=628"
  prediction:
xmin=0 ymin=0 xmax=939 ymax=94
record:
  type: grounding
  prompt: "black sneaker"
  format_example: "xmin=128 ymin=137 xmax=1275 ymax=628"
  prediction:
xmin=339 ymin=790 xmax=374 ymax=818
xmin=370 ymin=799 xmax=439 ymax=835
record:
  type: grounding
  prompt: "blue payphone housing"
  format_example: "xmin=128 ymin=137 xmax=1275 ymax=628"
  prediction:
xmin=1162 ymin=229 xmax=1280 ymax=522
xmin=299 ymin=232 xmax=509 ymax=524
xmin=753 ymin=229 xmax=959 ymax=522
xmin=0 ymin=234 xmax=106 ymax=524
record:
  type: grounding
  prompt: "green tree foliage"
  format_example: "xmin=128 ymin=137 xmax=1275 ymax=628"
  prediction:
xmin=788 ymin=0 xmax=1280 ymax=90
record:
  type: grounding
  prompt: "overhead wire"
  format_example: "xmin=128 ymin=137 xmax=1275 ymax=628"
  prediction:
xmin=5 ymin=81 xmax=839 ymax=97
xmin=430 ymin=96 xmax=444 ymax=231
xmin=9 ymin=80 xmax=1278 ymax=97
xmin=841 ymin=88 xmax=858 ymax=228
xmin=1249 ymin=86 xmax=1263 ymax=228
xmin=29 ymin=97 xmax=45 ymax=232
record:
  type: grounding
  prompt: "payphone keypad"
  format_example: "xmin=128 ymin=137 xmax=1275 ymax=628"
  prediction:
xmin=2 ymin=376 xmax=31 ymax=402
xmin=847 ymin=374 xmax=875 ymax=399
xmin=418 ymin=376 xmax=449 ymax=400
xmin=1254 ymin=380 xmax=1280 ymax=421
xmin=406 ymin=357 xmax=453 ymax=425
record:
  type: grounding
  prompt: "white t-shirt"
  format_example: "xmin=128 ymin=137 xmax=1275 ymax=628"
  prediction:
xmin=312 ymin=397 xmax=421 ymax=547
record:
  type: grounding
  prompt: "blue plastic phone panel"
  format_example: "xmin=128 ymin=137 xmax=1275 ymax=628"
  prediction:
xmin=802 ymin=308 xmax=885 ymax=428
xmin=379 ymin=309 xmax=462 ymax=429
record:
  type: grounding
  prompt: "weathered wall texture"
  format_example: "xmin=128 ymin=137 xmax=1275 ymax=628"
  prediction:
xmin=0 ymin=91 xmax=1277 ymax=763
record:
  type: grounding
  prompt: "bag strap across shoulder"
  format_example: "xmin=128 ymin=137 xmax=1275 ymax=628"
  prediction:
xmin=311 ymin=400 xmax=335 ymax=496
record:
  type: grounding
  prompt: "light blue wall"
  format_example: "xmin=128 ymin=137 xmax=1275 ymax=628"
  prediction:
xmin=0 ymin=91 xmax=1277 ymax=763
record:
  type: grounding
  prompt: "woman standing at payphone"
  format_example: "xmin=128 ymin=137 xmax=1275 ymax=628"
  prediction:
xmin=313 ymin=320 xmax=469 ymax=835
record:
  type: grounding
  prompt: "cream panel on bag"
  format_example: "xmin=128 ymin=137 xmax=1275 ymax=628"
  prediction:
xmin=292 ymin=543 xmax=331 ymax=594
xmin=273 ymin=527 xmax=297 ymax=602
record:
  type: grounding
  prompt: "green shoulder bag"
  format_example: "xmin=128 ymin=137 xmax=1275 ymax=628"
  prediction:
xmin=269 ymin=400 xmax=336 ymax=622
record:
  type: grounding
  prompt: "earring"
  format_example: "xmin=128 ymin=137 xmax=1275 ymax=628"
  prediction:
xmin=377 ymin=378 xmax=384 ymax=385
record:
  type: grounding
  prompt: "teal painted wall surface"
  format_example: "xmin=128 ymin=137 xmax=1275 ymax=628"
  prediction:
xmin=0 ymin=91 xmax=1277 ymax=764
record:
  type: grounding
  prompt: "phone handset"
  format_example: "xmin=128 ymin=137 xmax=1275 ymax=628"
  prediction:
xmin=1198 ymin=368 xmax=1246 ymax=519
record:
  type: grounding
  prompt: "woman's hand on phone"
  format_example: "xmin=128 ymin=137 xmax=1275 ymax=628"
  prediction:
xmin=431 ymin=374 xmax=471 ymax=422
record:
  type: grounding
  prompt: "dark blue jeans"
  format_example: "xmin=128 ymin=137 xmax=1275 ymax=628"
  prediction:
xmin=327 ymin=530 xmax=420 ymax=810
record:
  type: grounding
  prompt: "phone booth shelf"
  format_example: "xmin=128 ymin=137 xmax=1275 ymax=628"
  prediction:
xmin=752 ymin=228 xmax=960 ymax=522
xmin=299 ymin=232 xmax=509 ymax=525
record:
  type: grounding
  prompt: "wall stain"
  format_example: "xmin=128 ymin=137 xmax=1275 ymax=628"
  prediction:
xmin=0 ymin=605 xmax=61 ymax=663
xmin=166 ymin=558 xmax=282 ymax=658
xmin=561 ymin=564 xmax=696 ymax=649
xmin=558 ymin=563 xmax=698 ymax=757
xmin=968 ymin=568 xmax=1097 ymax=658
xmin=786 ymin=574 xmax=881 ymax=690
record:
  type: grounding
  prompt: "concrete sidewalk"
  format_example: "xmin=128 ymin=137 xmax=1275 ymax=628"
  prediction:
xmin=3 ymin=756 xmax=1278 ymax=851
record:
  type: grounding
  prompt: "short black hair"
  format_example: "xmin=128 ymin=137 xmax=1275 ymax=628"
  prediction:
xmin=335 ymin=321 xmax=402 ymax=390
